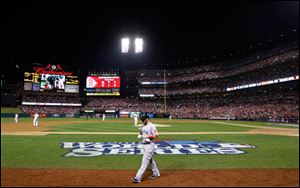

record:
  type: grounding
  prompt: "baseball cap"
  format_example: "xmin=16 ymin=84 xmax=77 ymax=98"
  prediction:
xmin=140 ymin=114 xmax=149 ymax=122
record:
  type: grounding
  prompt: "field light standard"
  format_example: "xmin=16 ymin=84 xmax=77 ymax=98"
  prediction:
xmin=120 ymin=37 xmax=144 ymax=97
xmin=134 ymin=38 xmax=143 ymax=53
xmin=120 ymin=37 xmax=167 ymax=114
xmin=121 ymin=37 xmax=143 ymax=53
xmin=121 ymin=38 xmax=130 ymax=53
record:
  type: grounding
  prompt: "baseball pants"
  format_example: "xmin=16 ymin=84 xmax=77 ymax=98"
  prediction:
xmin=33 ymin=119 xmax=38 ymax=126
xmin=135 ymin=143 xmax=160 ymax=181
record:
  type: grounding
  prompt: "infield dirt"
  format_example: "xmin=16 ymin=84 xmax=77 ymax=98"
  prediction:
xmin=1 ymin=168 xmax=298 ymax=187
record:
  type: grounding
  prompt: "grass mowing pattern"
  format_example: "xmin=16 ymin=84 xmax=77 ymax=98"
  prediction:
xmin=216 ymin=120 xmax=299 ymax=129
xmin=1 ymin=118 xmax=298 ymax=129
xmin=46 ymin=121 xmax=253 ymax=132
xmin=1 ymin=134 xmax=298 ymax=170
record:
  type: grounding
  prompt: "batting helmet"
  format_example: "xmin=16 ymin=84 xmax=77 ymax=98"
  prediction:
xmin=140 ymin=114 xmax=149 ymax=122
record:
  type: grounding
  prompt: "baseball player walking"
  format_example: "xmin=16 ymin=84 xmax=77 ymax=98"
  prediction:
xmin=131 ymin=114 xmax=160 ymax=183
xmin=33 ymin=112 xmax=39 ymax=127
xmin=102 ymin=114 xmax=105 ymax=121
xmin=134 ymin=113 xmax=138 ymax=126
xmin=14 ymin=113 xmax=19 ymax=123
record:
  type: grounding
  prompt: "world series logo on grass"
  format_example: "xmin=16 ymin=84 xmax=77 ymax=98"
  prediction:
xmin=61 ymin=140 xmax=255 ymax=157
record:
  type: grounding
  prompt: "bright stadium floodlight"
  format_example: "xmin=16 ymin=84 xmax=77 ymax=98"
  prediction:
xmin=135 ymin=38 xmax=143 ymax=53
xmin=121 ymin=38 xmax=130 ymax=53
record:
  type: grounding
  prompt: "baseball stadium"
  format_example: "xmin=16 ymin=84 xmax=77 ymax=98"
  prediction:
xmin=1 ymin=1 xmax=299 ymax=187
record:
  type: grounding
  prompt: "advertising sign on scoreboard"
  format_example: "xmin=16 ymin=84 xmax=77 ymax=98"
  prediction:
xmin=86 ymin=76 xmax=120 ymax=96
xmin=23 ymin=64 xmax=79 ymax=93
xmin=86 ymin=76 xmax=120 ymax=88
xmin=65 ymin=85 xmax=79 ymax=93
xmin=24 ymin=82 xmax=32 ymax=91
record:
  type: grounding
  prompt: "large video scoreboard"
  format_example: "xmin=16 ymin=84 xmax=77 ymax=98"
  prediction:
xmin=86 ymin=75 xmax=120 ymax=96
xmin=24 ymin=64 xmax=79 ymax=93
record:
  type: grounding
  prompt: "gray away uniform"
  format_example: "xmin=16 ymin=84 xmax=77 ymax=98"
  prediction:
xmin=135 ymin=122 xmax=160 ymax=181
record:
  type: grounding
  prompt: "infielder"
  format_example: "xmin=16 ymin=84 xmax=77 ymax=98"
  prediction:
xmin=169 ymin=115 xmax=172 ymax=121
xmin=33 ymin=112 xmax=39 ymax=127
xmin=102 ymin=114 xmax=105 ymax=121
xmin=134 ymin=113 xmax=138 ymax=126
xmin=131 ymin=114 xmax=160 ymax=183
xmin=14 ymin=113 xmax=19 ymax=123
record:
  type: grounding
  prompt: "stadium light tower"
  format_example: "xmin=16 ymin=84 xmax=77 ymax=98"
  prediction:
xmin=121 ymin=38 xmax=130 ymax=53
xmin=135 ymin=38 xmax=143 ymax=53
xmin=121 ymin=37 xmax=144 ymax=54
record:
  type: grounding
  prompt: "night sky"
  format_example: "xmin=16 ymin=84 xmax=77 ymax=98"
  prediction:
xmin=1 ymin=0 xmax=299 ymax=83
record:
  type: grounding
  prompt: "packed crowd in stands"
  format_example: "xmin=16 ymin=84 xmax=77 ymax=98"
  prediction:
xmin=139 ymin=87 xmax=221 ymax=95
xmin=22 ymin=106 xmax=81 ymax=114
xmin=138 ymin=50 xmax=299 ymax=83
xmin=86 ymin=82 xmax=299 ymax=121
xmin=166 ymin=86 xmax=298 ymax=121
xmin=21 ymin=92 xmax=81 ymax=114
xmin=138 ymin=59 xmax=299 ymax=96
xmin=22 ymin=95 xmax=81 ymax=103
xmin=225 ymin=61 xmax=298 ymax=87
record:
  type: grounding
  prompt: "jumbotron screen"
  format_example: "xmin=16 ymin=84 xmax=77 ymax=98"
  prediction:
xmin=23 ymin=64 xmax=79 ymax=93
xmin=86 ymin=76 xmax=120 ymax=96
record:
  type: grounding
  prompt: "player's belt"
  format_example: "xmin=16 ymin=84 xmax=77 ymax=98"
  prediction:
xmin=142 ymin=142 xmax=153 ymax=144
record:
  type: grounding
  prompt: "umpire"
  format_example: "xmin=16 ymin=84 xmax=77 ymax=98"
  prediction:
xmin=131 ymin=114 xmax=160 ymax=183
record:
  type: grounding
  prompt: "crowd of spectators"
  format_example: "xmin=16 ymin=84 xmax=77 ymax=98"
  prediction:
xmin=21 ymin=92 xmax=81 ymax=114
xmin=138 ymin=59 xmax=298 ymax=96
xmin=86 ymin=82 xmax=299 ymax=121
xmin=137 ymin=50 xmax=298 ymax=84
xmin=23 ymin=95 xmax=81 ymax=103
xmin=167 ymin=87 xmax=298 ymax=121
xmin=139 ymin=87 xmax=221 ymax=95
xmin=225 ymin=60 xmax=298 ymax=87
xmin=22 ymin=106 xmax=81 ymax=114
xmin=86 ymin=97 xmax=164 ymax=113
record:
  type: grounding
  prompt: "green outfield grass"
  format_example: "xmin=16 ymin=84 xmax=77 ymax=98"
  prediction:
xmin=1 ymin=118 xmax=298 ymax=170
xmin=1 ymin=134 xmax=298 ymax=170
xmin=46 ymin=120 xmax=254 ymax=133
xmin=1 ymin=117 xmax=298 ymax=129
xmin=225 ymin=120 xmax=299 ymax=128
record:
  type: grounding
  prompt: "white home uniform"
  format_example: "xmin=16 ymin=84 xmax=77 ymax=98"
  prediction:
xmin=58 ymin=79 xmax=64 ymax=89
xmin=14 ymin=114 xmax=19 ymax=123
xmin=134 ymin=114 xmax=138 ymax=126
xmin=134 ymin=121 xmax=160 ymax=182
xmin=169 ymin=115 xmax=172 ymax=121
xmin=33 ymin=113 xmax=39 ymax=127
xmin=55 ymin=80 xmax=59 ymax=88
xmin=102 ymin=114 xmax=105 ymax=121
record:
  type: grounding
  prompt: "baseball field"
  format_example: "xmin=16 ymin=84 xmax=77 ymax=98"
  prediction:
xmin=1 ymin=117 xmax=299 ymax=187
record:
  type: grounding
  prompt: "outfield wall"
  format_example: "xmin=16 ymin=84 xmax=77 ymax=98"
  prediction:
xmin=1 ymin=113 xmax=30 ymax=118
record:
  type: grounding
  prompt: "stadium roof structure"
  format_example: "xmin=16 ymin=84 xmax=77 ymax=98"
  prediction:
xmin=1 ymin=1 xmax=299 ymax=83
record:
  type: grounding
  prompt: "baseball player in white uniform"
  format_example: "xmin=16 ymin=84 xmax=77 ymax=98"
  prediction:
xmin=58 ymin=77 xmax=64 ymax=89
xmin=33 ymin=112 xmax=39 ymax=127
xmin=169 ymin=115 xmax=172 ymax=121
xmin=14 ymin=114 xmax=19 ymax=123
xmin=131 ymin=114 xmax=160 ymax=183
xmin=134 ymin=114 xmax=138 ymax=126
xmin=102 ymin=114 xmax=105 ymax=121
